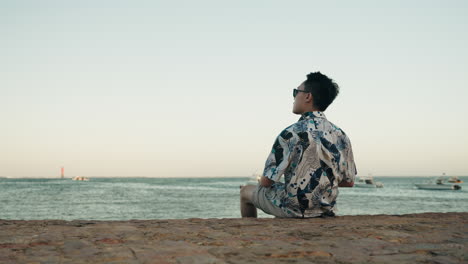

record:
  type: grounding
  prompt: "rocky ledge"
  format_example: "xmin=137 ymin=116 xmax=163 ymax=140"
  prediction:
xmin=0 ymin=212 xmax=466 ymax=264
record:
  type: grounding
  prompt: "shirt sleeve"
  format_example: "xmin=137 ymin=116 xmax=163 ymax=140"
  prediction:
xmin=262 ymin=129 xmax=293 ymax=182
xmin=343 ymin=141 xmax=357 ymax=183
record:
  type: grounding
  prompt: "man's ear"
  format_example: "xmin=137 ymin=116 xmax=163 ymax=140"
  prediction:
xmin=306 ymin=93 xmax=314 ymax=103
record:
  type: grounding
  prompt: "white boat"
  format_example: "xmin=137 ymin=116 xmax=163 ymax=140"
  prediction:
xmin=72 ymin=176 xmax=90 ymax=181
xmin=438 ymin=172 xmax=464 ymax=184
xmin=249 ymin=173 xmax=261 ymax=184
xmin=447 ymin=176 xmax=463 ymax=184
xmin=414 ymin=177 xmax=461 ymax=190
xmin=240 ymin=173 xmax=261 ymax=189
xmin=354 ymin=175 xmax=384 ymax=188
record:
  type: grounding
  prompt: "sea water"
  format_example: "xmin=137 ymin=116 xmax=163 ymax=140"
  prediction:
xmin=1 ymin=177 xmax=467 ymax=220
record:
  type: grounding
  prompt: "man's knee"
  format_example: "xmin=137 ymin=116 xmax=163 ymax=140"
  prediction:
xmin=240 ymin=185 xmax=256 ymax=202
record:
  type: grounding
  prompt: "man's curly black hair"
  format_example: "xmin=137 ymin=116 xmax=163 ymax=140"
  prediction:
xmin=304 ymin=72 xmax=340 ymax=111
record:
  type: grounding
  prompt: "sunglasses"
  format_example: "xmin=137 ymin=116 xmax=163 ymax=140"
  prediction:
xmin=293 ymin=88 xmax=311 ymax=98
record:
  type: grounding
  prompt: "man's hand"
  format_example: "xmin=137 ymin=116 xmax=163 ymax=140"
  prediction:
xmin=259 ymin=176 xmax=274 ymax=187
xmin=338 ymin=181 xmax=354 ymax=187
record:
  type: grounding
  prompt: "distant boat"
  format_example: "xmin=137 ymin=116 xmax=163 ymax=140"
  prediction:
xmin=72 ymin=176 xmax=90 ymax=181
xmin=447 ymin=176 xmax=463 ymax=184
xmin=414 ymin=177 xmax=461 ymax=190
xmin=240 ymin=173 xmax=261 ymax=188
xmin=439 ymin=172 xmax=463 ymax=184
xmin=248 ymin=173 xmax=261 ymax=184
xmin=253 ymin=173 xmax=261 ymax=182
xmin=355 ymin=175 xmax=383 ymax=188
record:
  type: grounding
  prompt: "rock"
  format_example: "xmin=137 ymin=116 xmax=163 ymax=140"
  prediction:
xmin=0 ymin=212 xmax=466 ymax=263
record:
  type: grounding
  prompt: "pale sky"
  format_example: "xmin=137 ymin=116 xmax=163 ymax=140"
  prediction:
xmin=1 ymin=0 xmax=467 ymax=178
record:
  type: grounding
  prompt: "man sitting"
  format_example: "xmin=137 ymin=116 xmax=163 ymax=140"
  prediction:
xmin=240 ymin=72 xmax=357 ymax=218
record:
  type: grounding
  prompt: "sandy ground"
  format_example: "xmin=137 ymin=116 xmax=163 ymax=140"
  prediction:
xmin=0 ymin=212 xmax=466 ymax=264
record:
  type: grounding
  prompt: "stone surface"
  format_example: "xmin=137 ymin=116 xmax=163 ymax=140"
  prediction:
xmin=0 ymin=213 xmax=466 ymax=263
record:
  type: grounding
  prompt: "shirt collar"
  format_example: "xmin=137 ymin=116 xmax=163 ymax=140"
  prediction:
xmin=299 ymin=111 xmax=326 ymax=121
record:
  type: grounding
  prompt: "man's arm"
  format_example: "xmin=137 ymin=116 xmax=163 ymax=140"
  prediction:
xmin=339 ymin=138 xmax=356 ymax=188
xmin=259 ymin=176 xmax=274 ymax=187
xmin=261 ymin=129 xmax=293 ymax=186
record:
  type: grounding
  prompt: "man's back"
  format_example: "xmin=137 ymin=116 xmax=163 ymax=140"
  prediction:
xmin=263 ymin=111 xmax=356 ymax=217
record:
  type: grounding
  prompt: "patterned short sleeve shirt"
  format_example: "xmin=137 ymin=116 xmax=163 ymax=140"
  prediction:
xmin=262 ymin=111 xmax=357 ymax=218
